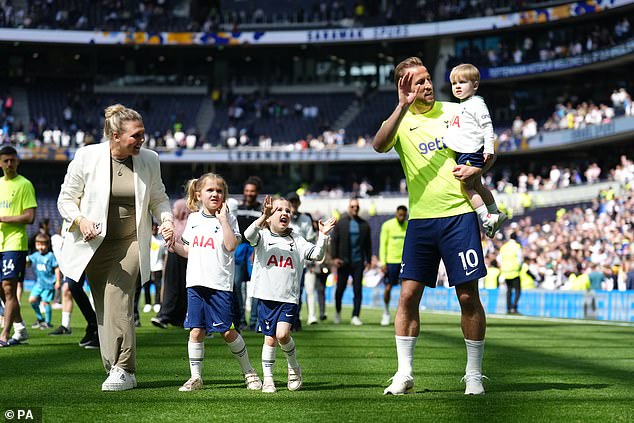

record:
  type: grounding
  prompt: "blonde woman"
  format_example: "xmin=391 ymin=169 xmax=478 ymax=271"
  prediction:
xmin=58 ymin=104 xmax=174 ymax=391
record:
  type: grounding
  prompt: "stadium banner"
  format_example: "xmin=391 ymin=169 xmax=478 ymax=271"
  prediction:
xmin=327 ymin=286 xmax=634 ymax=322
xmin=481 ymin=38 xmax=634 ymax=80
xmin=0 ymin=0 xmax=629 ymax=46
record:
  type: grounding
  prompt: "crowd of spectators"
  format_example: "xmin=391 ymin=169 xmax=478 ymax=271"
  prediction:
xmin=0 ymin=0 xmax=591 ymax=32
xmin=447 ymin=15 xmax=632 ymax=69
xmin=481 ymin=184 xmax=634 ymax=292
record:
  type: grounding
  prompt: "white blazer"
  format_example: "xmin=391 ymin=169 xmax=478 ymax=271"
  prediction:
xmin=57 ymin=142 xmax=173 ymax=284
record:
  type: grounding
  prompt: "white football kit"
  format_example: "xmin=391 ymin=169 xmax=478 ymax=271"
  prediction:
xmin=245 ymin=222 xmax=328 ymax=304
xmin=443 ymin=95 xmax=495 ymax=155
xmin=181 ymin=211 xmax=241 ymax=291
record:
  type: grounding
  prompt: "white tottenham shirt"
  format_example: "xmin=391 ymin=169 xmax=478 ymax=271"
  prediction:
xmin=181 ymin=210 xmax=241 ymax=291
xmin=443 ymin=95 xmax=495 ymax=155
xmin=245 ymin=222 xmax=328 ymax=304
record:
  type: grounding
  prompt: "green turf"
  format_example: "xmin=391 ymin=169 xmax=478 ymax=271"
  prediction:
xmin=2 ymin=300 xmax=634 ymax=422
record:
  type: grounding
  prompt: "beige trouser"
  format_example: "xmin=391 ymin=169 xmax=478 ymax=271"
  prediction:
xmin=86 ymin=237 xmax=139 ymax=374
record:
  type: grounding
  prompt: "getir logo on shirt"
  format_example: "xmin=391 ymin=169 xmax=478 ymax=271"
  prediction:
xmin=266 ymin=255 xmax=294 ymax=269
xmin=418 ymin=137 xmax=447 ymax=155
xmin=192 ymin=235 xmax=215 ymax=249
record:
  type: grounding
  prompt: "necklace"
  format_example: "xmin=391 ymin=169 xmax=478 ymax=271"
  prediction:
xmin=112 ymin=156 xmax=128 ymax=176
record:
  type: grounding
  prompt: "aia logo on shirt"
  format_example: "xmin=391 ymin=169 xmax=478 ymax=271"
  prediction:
xmin=192 ymin=236 xmax=215 ymax=249
xmin=450 ymin=115 xmax=460 ymax=128
xmin=266 ymin=255 xmax=294 ymax=269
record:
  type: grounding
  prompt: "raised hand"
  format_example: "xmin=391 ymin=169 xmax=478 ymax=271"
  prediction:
xmin=398 ymin=70 xmax=422 ymax=108
xmin=261 ymin=195 xmax=274 ymax=218
xmin=215 ymin=202 xmax=229 ymax=223
xmin=318 ymin=216 xmax=337 ymax=235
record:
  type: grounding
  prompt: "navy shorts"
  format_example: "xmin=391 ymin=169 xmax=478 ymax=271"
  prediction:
xmin=0 ymin=251 xmax=27 ymax=281
xmin=455 ymin=147 xmax=485 ymax=168
xmin=385 ymin=263 xmax=402 ymax=285
xmin=400 ymin=213 xmax=486 ymax=287
xmin=257 ymin=299 xmax=298 ymax=336
xmin=185 ymin=286 xmax=235 ymax=333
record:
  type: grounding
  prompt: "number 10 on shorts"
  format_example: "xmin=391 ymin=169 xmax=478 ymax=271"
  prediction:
xmin=457 ymin=249 xmax=479 ymax=270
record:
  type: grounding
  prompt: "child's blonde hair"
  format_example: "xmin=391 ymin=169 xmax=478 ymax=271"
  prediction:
xmin=449 ymin=63 xmax=480 ymax=85
xmin=185 ymin=173 xmax=229 ymax=212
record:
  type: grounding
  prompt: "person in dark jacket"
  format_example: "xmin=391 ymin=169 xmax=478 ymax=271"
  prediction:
xmin=331 ymin=198 xmax=371 ymax=326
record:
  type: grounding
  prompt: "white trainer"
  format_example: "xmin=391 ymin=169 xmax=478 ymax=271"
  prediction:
xmin=462 ymin=374 xmax=488 ymax=395
xmin=102 ymin=366 xmax=136 ymax=391
xmin=11 ymin=328 xmax=29 ymax=342
xmin=333 ymin=312 xmax=341 ymax=324
xmin=179 ymin=376 xmax=203 ymax=392
xmin=350 ymin=316 xmax=363 ymax=326
xmin=287 ymin=366 xmax=303 ymax=391
xmin=307 ymin=316 xmax=318 ymax=325
xmin=383 ymin=373 xmax=414 ymax=395
xmin=143 ymin=304 xmax=152 ymax=313
xmin=262 ymin=377 xmax=276 ymax=393
xmin=380 ymin=313 xmax=390 ymax=326
xmin=244 ymin=369 xmax=263 ymax=390
xmin=153 ymin=304 xmax=161 ymax=313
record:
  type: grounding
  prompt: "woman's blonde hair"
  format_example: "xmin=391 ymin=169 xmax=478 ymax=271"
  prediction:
xmin=185 ymin=173 xmax=229 ymax=212
xmin=103 ymin=104 xmax=143 ymax=141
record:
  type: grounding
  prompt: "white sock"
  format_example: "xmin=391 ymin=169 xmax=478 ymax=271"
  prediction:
xmin=279 ymin=337 xmax=299 ymax=369
xmin=62 ymin=312 xmax=71 ymax=329
xmin=395 ymin=335 xmax=417 ymax=377
xmin=486 ymin=203 xmax=499 ymax=214
xmin=475 ymin=205 xmax=489 ymax=221
xmin=262 ymin=344 xmax=276 ymax=379
xmin=13 ymin=320 xmax=26 ymax=331
xmin=188 ymin=341 xmax=204 ymax=379
xmin=464 ymin=339 xmax=485 ymax=376
xmin=226 ymin=334 xmax=254 ymax=373
xmin=383 ymin=303 xmax=390 ymax=315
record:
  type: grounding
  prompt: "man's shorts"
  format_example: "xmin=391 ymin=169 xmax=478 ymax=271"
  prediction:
xmin=0 ymin=251 xmax=27 ymax=282
xmin=385 ymin=263 xmax=402 ymax=285
xmin=400 ymin=213 xmax=486 ymax=287
xmin=455 ymin=147 xmax=485 ymax=168
xmin=256 ymin=299 xmax=298 ymax=337
xmin=30 ymin=284 xmax=55 ymax=303
xmin=185 ymin=286 xmax=235 ymax=333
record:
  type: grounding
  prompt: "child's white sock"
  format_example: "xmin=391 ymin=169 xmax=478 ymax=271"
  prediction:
xmin=486 ymin=203 xmax=499 ymax=214
xmin=262 ymin=344 xmax=276 ymax=379
xmin=395 ymin=335 xmax=417 ymax=377
xmin=475 ymin=205 xmax=489 ymax=222
xmin=226 ymin=334 xmax=254 ymax=373
xmin=62 ymin=311 xmax=71 ymax=329
xmin=188 ymin=341 xmax=204 ymax=379
xmin=383 ymin=303 xmax=390 ymax=314
xmin=464 ymin=339 xmax=485 ymax=376
xmin=279 ymin=337 xmax=299 ymax=369
xmin=13 ymin=320 xmax=26 ymax=331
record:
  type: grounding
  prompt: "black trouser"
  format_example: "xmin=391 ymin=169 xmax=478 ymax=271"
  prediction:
xmin=335 ymin=261 xmax=364 ymax=317
xmin=316 ymin=271 xmax=328 ymax=319
xmin=155 ymin=252 xmax=188 ymax=325
xmin=143 ymin=271 xmax=163 ymax=305
xmin=66 ymin=274 xmax=97 ymax=328
xmin=505 ymin=277 xmax=521 ymax=312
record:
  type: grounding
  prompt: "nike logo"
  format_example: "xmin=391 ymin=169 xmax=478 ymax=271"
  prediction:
xmin=212 ymin=322 xmax=223 ymax=327
xmin=465 ymin=268 xmax=478 ymax=276
xmin=409 ymin=126 xmax=419 ymax=131
xmin=192 ymin=225 xmax=199 ymax=228
xmin=285 ymin=313 xmax=294 ymax=317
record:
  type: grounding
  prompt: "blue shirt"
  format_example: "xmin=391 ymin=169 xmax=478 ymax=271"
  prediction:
xmin=27 ymin=251 xmax=58 ymax=289
xmin=349 ymin=219 xmax=362 ymax=264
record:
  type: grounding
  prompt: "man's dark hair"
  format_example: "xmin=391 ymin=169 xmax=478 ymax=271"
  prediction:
xmin=244 ymin=176 xmax=263 ymax=192
xmin=397 ymin=205 xmax=408 ymax=213
xmin=0 ymin=145 xmax=18 ymax=156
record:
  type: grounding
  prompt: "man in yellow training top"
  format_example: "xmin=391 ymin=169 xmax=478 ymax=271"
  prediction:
xmin=379 ymin=205 xmax=408 ymax=326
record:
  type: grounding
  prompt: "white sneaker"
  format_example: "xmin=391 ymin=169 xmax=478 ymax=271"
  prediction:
xmin=462 ymin=374 xmax=487 ymax=395
xmin=102 ymin=366 xmax=136 ymax=391
xmin=244 ymin=369 xmax=263 ymax=390
xmin=350 ymin=316 xmax=363 ymax=326
xmin=143 ymin=304 xmax=152 ymax=313
xmin=179 ymin=376 xmax=203 ymax=392
xmin=334 ymin=312 xmax=341 ymax=324
xmin=383 ymin=373 xmax=414 ymax=395
xmin=262 ymin=377 xmax=276 ymax=393
xmin=287 ymin=366 xmax=302 ymax=391
xmin=153 ymin=304 xmax=161 ymax=313
xmin=380 ymin=313 xmax=390 ymax=326
xmin=11 ymin=328 xmax=29 ymax=342
xmin=307 ymin=316 xmax=318 ymax=325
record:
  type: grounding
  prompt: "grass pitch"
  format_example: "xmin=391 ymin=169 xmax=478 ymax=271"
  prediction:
xmin=2 ymin=302 xmax=634 ymax=422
